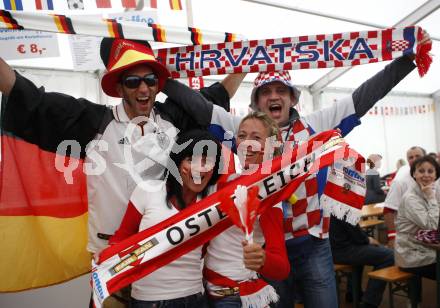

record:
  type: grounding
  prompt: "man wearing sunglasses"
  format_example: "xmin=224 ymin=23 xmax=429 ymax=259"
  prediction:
xmin=0 ymin=38 xmax=235 ymax=307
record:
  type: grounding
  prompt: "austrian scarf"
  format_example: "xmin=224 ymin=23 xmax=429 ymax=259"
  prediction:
xmin=92 ymin=131 xmax=365 ymax=307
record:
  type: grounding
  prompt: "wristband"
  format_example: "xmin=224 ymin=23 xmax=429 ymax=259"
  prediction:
xmin=383 ymin=207 xmax=396 ymax=215
xmin=387 ymin=230 xmax=396 ymax=240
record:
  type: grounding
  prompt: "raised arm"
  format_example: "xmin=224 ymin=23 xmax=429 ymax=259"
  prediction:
xmin=353 ymin=31 xmax=431 ymax=117
xmin=304 ymin=32 xmax=431 ymax=136
xmin=220 ymin=73 xmax=247 ymax=99
xmin=161 ymin=78 xmax=241 ymax=137
xmin=304 ymin=55 xmax=416 ymax=136
xmin=0 ymin=57 xmax=16 ymax=95
xmin=1 ymin=70 xmax=108 ymax=157
xmin=352 ymin=55 xmax=416 ymax=117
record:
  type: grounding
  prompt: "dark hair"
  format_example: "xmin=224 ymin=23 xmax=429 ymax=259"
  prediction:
xmin=429 ymin=152 xmax=438 ymax=159
xmin=166 ymin=130 xmax=223 ymax=209
xmin=367 ymin=159 xmax=375 ymax=169
xmin=408 ymin=146 xmax=426 ymax=156
xmin=410 ymin=155 xmax=440 ymax=180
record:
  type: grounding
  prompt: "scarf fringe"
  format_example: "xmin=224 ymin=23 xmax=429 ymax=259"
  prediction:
xmin=415 ymin=27 xmax=433 ymax=77
xmin=416 ymin=42 xmax=433 ymax=77
xmin=240 ymin=284 xmax=279 ymax=308
xmin=322 ymin=196 xmax=361 ymax=225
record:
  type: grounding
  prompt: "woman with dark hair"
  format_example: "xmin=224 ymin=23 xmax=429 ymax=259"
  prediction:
xmin=109 ymin=129 xmax=223 ymax=307
xmin=395 ymin=155 xmax=440 ymax=280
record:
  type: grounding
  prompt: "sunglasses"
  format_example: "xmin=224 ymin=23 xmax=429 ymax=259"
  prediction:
xmin=122 ymin=73 xmax=158 ymax=89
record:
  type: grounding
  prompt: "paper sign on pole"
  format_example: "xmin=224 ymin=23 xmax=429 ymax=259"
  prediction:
xmin=69 ymin=35 xmax=104 ymax=71
xmin=0 ymin=29 xmax=59 ymax=60
xmin=68 ymin=11 xmax=159 ymax=71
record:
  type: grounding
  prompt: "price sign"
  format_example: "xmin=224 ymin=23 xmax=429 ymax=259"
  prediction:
xmin=16 ymin=43 xmax=47 ymax=55
xmin=0 ymin=30 xmax=59 ymax=60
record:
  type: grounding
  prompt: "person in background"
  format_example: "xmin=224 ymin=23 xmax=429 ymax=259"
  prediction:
xmin=365 ymin=154 xmax=386 ymax=204
xmin=384 ymin=146 xmax=426 ymax=247
xmin=429 ymin=152 xmax=438 ymax=161
xmin=381 ymin=158 xmax=406 ymax=187
xmin=204 ymin=112 xmax=290 ymax=308
xmin=395 ymin=155 xmax=440 ymax=280
xmin=330 ymin=215 xmax=394 ymax=308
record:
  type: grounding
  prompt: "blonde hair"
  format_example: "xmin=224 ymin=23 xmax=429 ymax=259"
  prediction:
xmin=239 ymin=111 xmax=282 ymax=156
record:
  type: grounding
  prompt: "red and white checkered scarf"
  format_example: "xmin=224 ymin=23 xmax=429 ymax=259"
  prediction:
xmin=0 ymin=11 xmax=432 ymax=77
xmin=280 ymin=118 xmax=325 ymax=239
xmin=158 ymin=26 xmax=431 ymax=78
xmin=280 ymin=118 xmax=359 ymax=239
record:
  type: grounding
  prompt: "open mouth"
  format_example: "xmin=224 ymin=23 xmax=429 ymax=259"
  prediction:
xmin=191 ymin=173 xmax=205 ymax=184
xmin=136 ymin=96 xmax=150 ymax=104
xmin=268 ymin=104 xmax=282 ymax=117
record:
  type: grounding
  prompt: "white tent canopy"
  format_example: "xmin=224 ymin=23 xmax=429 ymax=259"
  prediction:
xmin=0 ymin=1 xmax=439 ymax=307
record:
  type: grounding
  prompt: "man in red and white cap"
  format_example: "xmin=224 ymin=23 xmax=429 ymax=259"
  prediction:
xmin=0 ymin=38 xmax=233 ymax=308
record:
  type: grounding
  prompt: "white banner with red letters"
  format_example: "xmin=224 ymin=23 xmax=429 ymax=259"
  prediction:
xmin=91 ymin=130 xmax=366 ymax=307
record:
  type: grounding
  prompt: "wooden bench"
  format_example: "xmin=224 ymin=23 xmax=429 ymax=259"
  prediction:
xmin=361 ymin=204 xmax=384 ymax=218
xmin=368 ymin=266 xmax=419 ymax=308
xmin=359 ymin=218 xmax=384 ymax=237
xmin=334 ymin=264 xmax=362 ymax=308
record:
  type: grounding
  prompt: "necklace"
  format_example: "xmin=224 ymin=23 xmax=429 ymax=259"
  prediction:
xmin=150 ymin=108 xmax=171 ymax=150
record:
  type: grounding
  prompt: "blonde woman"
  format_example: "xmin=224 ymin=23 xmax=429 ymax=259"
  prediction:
xmin=204 ymin=112 xmax=289 ymax=308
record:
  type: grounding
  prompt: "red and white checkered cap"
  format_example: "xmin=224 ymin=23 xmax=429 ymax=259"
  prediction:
xmin=250 ymin=71 xmax=301 ymax=110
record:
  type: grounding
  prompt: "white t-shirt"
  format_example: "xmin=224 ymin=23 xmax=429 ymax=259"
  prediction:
xmin=384 ymin=166 xmax=415 ymax=211
xmin=87 ymin=103 xmax=178 ymax=253
xmin=129 ymin=181 xmax=204 ymax=301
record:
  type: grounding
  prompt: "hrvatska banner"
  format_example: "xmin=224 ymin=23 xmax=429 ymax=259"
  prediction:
xmin=0 ymin=11 xmax=432 ymax=77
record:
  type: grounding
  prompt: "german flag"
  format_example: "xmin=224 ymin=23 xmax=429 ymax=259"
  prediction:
xmin=105 ymin=18 xmax=124 ymax=38
xmin=0 ymin=93 xmax=93 ymax=291
xmin=188 ymin=27 xmax=202 ymax=45
xmin=52 ymin=14 xmax=76 ymax=34
xmin=0 ymin=10 xmax=23 ymax=29
xmin=150 ymin=23 xmax=166 ymax=42
xmin=225 ymin=32 xmax=237 ymax=42
xmin=169 ymin=0 xmax=182 ymax=10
